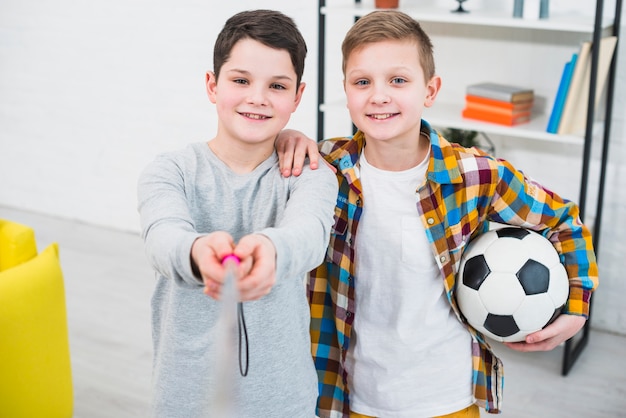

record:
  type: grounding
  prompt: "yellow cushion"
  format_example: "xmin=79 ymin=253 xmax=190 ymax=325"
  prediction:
xmin=0 ymin=219 xmax=37 ymax=272
xmin=0 ymin=243 xmax=73 ymax=418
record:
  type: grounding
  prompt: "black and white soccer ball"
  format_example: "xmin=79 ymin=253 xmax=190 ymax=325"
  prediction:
xmin=456 ymin=226 xmax=569 ymax=343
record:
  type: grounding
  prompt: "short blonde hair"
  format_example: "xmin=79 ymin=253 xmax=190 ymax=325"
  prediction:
xmin=341 ymin=10 xmax=435 ymax=83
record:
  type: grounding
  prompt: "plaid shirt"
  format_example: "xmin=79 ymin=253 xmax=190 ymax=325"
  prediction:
xmin=309 ymin=120 xmax=598 ymax=418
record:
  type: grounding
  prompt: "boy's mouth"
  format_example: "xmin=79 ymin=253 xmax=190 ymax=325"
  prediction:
xmin=240 ymin=112 xmax=270 ymax=120
xmin=368 ymin=113 xmax=397 ymax=120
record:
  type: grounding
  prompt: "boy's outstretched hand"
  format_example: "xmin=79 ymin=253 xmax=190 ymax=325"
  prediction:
xmin=232 ymin=234 xmax=277 ymax=301
xmin=191 ymin=231 xmax=235 ymax=299
xmin=503 ymin=314 xmax=586 ymax=352
xmin=191 ymin=232 xmax=277 ymax=301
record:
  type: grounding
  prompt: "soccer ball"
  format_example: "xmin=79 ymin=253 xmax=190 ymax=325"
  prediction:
xmin=456 ymin=226 xmax=569 ymax=343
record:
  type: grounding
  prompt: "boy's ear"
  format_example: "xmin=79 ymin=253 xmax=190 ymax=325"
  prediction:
xmin=292 ymin=82 xmax=306 ymax=111
xmin=424 ymin=75 xmax=442 ymax=108
xmin=206 ymin=71 xmax=218 ymax=104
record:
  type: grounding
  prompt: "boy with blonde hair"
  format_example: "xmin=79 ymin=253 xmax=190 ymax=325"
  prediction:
xmin=278 ymin=10 xmax=597 ymax=418
xmin=138 ymin=9 xmax=337 ymax=417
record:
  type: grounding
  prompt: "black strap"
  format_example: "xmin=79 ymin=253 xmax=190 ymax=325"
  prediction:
xmin=237 ymin=302 xmax=249 ymax=376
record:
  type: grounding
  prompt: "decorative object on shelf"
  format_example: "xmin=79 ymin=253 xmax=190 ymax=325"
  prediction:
xmin=442 ymin=128 xmax=478 ymax=147
xmin=375 ymin=0 xmax=399 ymax=8
xmin=451 ymin=0 xmax=469 ymax=13
xmin=513 ymin=0 xmax=524 ymax=18
xmin=539 ymin=0 xmax=549 ymax=19
xmin=441 ymin=128 xmax=495 ymax=154
xmin=515 ymin=0 xmax=549 ymax=20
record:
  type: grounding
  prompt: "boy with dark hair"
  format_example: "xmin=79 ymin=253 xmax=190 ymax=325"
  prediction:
xmin=277 ymin=10 xmax=597 ymax=418
xmin=137 ymin=9 xmax=337 ymax=417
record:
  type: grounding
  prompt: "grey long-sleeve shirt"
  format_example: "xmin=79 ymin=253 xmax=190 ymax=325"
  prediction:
xmin=137 ymin=141 xmax=337 ymax=418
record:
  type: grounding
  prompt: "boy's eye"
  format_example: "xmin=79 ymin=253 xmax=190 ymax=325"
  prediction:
xmin=233 ymin=78 xmax=248 ymax=85
xmin=355 ymin=79 xmax=370 ymax=86
xmin=270 ymin=83 xmax=286 ymax=90
xmin=391 ymin=77 xmax=406 ymax=84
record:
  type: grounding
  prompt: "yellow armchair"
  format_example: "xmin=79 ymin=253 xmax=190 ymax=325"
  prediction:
xmin=0 ymin=219 xmax=73 ymax=418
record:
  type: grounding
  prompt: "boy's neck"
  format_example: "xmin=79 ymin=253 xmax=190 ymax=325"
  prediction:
xmin=208 ymin=136 xmax=275 ymax=174
xmin=362 ymin=132 xmax=430 ymax=172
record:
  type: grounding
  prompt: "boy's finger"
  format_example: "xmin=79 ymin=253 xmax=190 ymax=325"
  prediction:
xmin=238 ymin=277 xmax=272 ymax=301
xmin=278 ymin=139 xmax=296 ymax=177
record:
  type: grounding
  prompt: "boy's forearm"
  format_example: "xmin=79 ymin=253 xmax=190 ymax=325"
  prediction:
xmin=261 ymin=164 xmax=338 ymax=280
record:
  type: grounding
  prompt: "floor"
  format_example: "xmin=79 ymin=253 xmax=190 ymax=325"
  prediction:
xmin=2 ymin=205 xmax=625 ymax=418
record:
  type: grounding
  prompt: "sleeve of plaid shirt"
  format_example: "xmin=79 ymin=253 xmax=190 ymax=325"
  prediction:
xmin=487 ymin=157 xmax=598 ymax=317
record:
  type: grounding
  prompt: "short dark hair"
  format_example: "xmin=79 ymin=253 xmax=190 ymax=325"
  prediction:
xmin=213 ymin=9 xmax=307 ymax=87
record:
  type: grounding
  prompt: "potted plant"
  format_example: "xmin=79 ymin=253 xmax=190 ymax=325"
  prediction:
xmin=442 ymin=128 xmax=495 ymax=154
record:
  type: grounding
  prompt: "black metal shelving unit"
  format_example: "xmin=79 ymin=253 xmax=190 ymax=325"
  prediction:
xmin=562 ymin=0 xmax=622 ymax=376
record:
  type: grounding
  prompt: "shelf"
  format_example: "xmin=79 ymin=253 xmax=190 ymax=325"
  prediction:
xmin=424 ymin=102 xmax=585 ymax=144
xmin=321 ymin=5 xmax=614 ymax=34
xmin=320 ymin=99 xmax=585 ymax=144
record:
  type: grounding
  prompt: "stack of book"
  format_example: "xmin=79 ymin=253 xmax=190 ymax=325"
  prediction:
xmin=546 ymin=36 xmax=617 ymax=135
xmin=462 ymin=82 xmax=534 ymax=126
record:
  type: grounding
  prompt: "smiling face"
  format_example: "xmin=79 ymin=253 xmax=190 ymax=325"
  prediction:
xmin=343 ymin=39 xmax=440 ymax=147
xmin=207 ymin=38 xmax=305 ymax=148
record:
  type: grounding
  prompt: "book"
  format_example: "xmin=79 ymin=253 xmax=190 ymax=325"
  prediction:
xmin=558 ymin=36 xmax=618 ymax=135
xmin=546 ymin=53 xmax=578 ymax=134
xmin=465 ymin=98 xmax=533 ymax=115
xmin=466 ymin=82 xmax=534 ymax=103
xmin=557 ymin=41 xmax=591 ymax=134
xmin=465 ymin=94 xmax=533 ymax=111
xmin=462 ymin=107 xmax=531 ymax=126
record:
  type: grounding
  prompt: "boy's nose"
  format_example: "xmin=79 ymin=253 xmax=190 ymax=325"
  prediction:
xmin=371 ymin=86 xmax=391 ymax=104
xmin=247 ymin=87 xmax=269 ymax=105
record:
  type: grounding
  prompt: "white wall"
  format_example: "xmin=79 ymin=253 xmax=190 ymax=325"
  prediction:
xmin=0 ymin=1 xmax=318 ymax=232
xmin=1 ymin=0 xmax=625 ymax=335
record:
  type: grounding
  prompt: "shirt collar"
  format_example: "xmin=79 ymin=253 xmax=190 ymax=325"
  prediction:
xmin=423 ymin=119 xmax=464 ymax=185
xmin=323 ymin=119 xmax=464 ymax=185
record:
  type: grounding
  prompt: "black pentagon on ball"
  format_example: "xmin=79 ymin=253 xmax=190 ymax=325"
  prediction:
xmin=496 ymin=227 xmax=531 ymax=240
xmin=517 ymin=259 xmax=551 ymax=295
xmin=462 ymin=255 xmax=491 ymax=290
xmin=484 ymin=314 xmax=520 ymax=337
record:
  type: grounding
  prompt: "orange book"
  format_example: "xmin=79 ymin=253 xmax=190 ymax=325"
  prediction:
xmin=462 ymin=107 xmax=531 ymax=126
xmin=464 ymin=101 xmax=533 ymax=117
xmin=465 ymin=94 xmax=533 ymax=112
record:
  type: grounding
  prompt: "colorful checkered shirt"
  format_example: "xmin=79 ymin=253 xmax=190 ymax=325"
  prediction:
xmin=309 ymin=120 xmax=598 ymax=418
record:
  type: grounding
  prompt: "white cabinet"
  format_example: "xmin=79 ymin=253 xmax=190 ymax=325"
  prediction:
xmin=316 ymin=0 xmax=622 ymax=375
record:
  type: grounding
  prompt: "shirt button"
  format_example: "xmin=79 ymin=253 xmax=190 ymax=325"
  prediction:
xmin=440 ymin=255 xmax=446 ymax=263
xmin=427 ymin=218 xmax=435 ymax=225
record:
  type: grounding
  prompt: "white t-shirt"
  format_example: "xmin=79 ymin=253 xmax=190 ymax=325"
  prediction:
xmin=346 ymin=149 xmax=473 ymax=418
